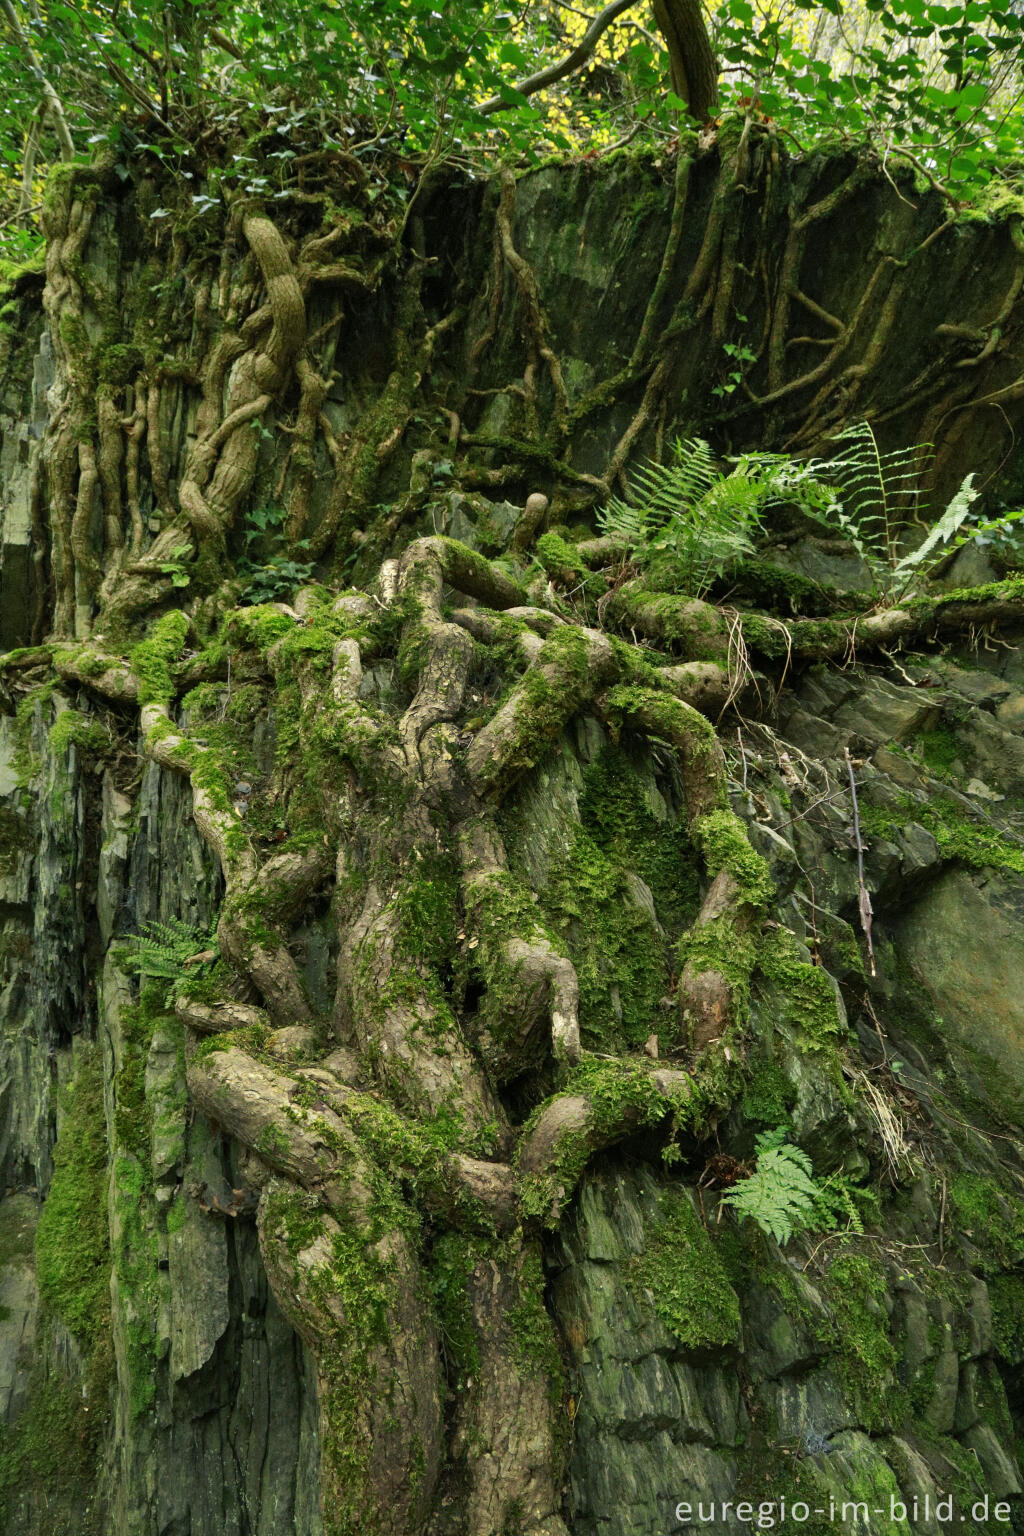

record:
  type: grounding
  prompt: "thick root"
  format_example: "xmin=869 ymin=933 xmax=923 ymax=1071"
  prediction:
xmin=259 ymin=1176 xmax=443 ymax=1536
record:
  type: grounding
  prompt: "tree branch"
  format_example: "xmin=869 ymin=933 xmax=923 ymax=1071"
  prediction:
xmin=478 ymin=0 xmax=639 ymax=115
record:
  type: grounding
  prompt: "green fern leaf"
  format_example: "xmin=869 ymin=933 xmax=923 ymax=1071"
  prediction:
xmin=600 ymin=439 xmax=836 ymax=600
xmin=890 ymin=472 xmax=979 ymax=595
xmin=722 ymin=1135 xmax=822 ymax=1245
xmin=811 ymin=421 xmax=933 ymax=572
xmin=120 ymin=918 xmax=218 ymax=981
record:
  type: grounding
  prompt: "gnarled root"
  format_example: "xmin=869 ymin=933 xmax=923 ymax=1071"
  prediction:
xmin=258 ymin=1175 xmax=442 ymax=1536
xmin=453 ymin=1239 xmax=570 ymax=1536
xmin=459 ymin=814 xmax=582 ymax=1073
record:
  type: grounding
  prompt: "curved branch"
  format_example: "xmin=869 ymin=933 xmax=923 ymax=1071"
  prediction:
xmin=187 ymin=1044 xmax=513 ymax=1228
xmin=460 ymin=815 xmax=582 ymax=1072
xmin=467 ymin=623 xmax=617 ymax=801
xmin=741 ymin=579 xmax=1024 ymax=664
xmin=515 ymin=1061 xmax=700 ymax=1225
xmin=397 ymin=538 xmax=529 ymax=781
xmin=600 ymin=686 xmax=729 ymax=824
xmin=604 ymin=580 xmax=732 ymax=663
xmin=478 ymin=0 xmax=639 ymax=115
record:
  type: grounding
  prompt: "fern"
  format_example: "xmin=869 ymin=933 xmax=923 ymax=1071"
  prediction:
xmin=887 ymin=473 xmax=979 ymax=596
xmin=600 ymin=438 xmax=837 ymax=600
xmin=600 ymin=436 xmax=718 ymax=550
xmin=812 ymin=421 xmax=928 ymax=575
xmin=812 ymin=1174 xmax=866 ymax=1236
xmin=806 ymin=422 xmax=1011 ymax=602
xmin=722 ymin=1129 xmax=874 ymax=1243
xmin=721 ymin=1129 xmax=823 ymax=1245
xmin=119 ymin=918 xmax=218 ymax=981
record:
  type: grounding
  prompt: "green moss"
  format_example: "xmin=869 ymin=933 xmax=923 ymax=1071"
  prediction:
xmin=949 ymin=1172 xmax=1024 ymax=1268
xmin=0 ymin=1317 xmax=111 ymax=1535
xmin=535 ymin=531 xmax=606 ymax=600
xmin=915 ymin=722 xmax=961 ymax=778
xmin=165 ymin=1195 xmax=189 ymax=1237
xmin=727 ymin=558 xmax=837 ymax=616
xmin=0 ymin=1037 xmax=112 ymax=1523
xmin=105 ymin=978 xmax=187 ymax=1419
xmin=628 ymin=1185 xmax=741 ymax=1350
xmin=580 ymin=748 xmax=700 ymax=938
xmin=824 ymin=1252 xmax=903 ymax=1433
xmin=617 ymin=586 xmax=731 ymax=662
xmin=112 ymin=982 xmax=168 ymax=1160
xmin=958 ymin=180 xmax=1024 ymax=224
xmin=35 ymin=1046 xmax=111 ymax=1348
xmin=738 ymin=612 xmax=796 ymax=659
xmin=223 ymin=602 xmax=297 ymax=652
xmin=542 ymin=824 xmax=672 ymax=1050
xmin=516 ymin=1059 xmax=698 ymax=1224
xmin=758 ymin=927 xmax=846 ymax=1053
xmin=741 ymin=1054 xmax=797 ymax=1126
xmin=481 ymin=624 xmax=596 ymax=790
xmin=260 ymin=1179 xmax=411 ymax=1536
xmin=98 ymin=343 xmax=143 ymax=388
xmin=507 ymin=1243 xmax=565 ymax=1397
xmin=11 ymin=680 xmax=57 ymax=782
xmin=130 ymin=608 xmax=190 ymax=705
xmin=47 ymin=709 xmax=110 ymax=761
xmin=428 ymin=1232 xmax=480 ymax=1386
xmin=492 ymin=745 xmax=701 ymax=1057
xmin=695 ymin=809 xmax=774 ymax=906
xmin=860 ymin=791 xmax=1024 ymax=877
xmin=678 ymin=914 xmax=759 ymax=1026
xmin=111 ymin=1154 xmax=160 ymax=1417
xmin=990 ymin=1273 xmax=1024 ymax=1363
xmin=674 ymin=810 xmax=774 ymax=1039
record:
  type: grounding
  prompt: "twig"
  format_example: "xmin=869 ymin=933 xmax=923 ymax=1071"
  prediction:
xmin=773 ymin=784 xmax=849 ymax=833
xmin=862 ymin=993 xmax=889 ymax=1066
xmin=845 ymin=745 xmax=875 ymax=977
xmin=0 ymin=201 xmax=41 ymax=234
xmin=937 ymin=1174 xmax=947 ymax=1263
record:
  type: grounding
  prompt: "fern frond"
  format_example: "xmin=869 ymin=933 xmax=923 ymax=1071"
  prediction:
xmin=816 ymin=421 xmax=933 ymax=568
xmin=597 ymin=495 xmax=660 ymax=546
xmin=601 ymin=441 xmax=838 ymax=600
xmin=722 ymin=1135 xmax=822 ymax=1245
xmin=600 ymin=437 xmax=719 ymax=546
xmin=813 ymin=1175 xmax=866 ymax=1236
xmin=120 ymin=918 xmax=219 ymax=981
xmin=890 ymin=473 xmax=979 ymax=596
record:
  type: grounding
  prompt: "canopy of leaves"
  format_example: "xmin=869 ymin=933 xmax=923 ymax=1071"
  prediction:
xmin=1 ymin=0 xmax=1024 ymax=267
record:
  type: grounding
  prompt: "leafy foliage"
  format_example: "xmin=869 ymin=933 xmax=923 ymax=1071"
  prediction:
xmin=237 ymin=504 xmax=314 ymax=606
xmin=813 ymin=421 xmax=929 ymax=574
xmin=808 ymin=420 xmax=1024 ymax=601
xmin=119 ymin=918 xmax=218 ymax=982
xmin=722 ymin=1128 xmax=823 ymax=1244
xmin=711 ymin=0 xmax=1024 ymax=197
xmin=3 ymin=0 xmax=1024 ymax=268
xmin=157 ymin=544 xmax=193 ymax=589
xmin=722 ymin=1128 xmax=873 ymax=1242
xmin=599 ymin=436 xmax=835 ymax=598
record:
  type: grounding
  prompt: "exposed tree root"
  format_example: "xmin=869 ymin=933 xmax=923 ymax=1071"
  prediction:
xmin=47 ymin=526 xmax=791 ymax=1532
xmin=24 ymin=144 xmax=1024 ymax=1536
